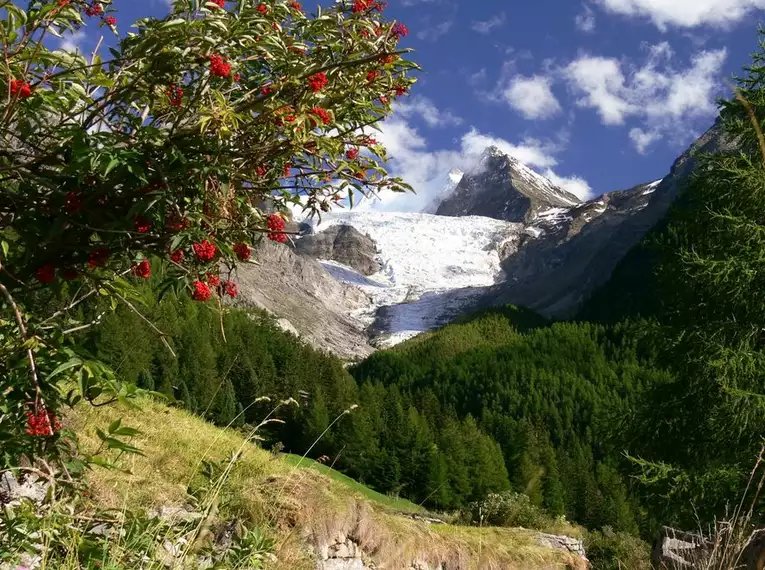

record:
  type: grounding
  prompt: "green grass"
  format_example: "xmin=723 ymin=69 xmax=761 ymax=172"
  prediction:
xmin=281 ymin=453 xmax=426 ymax=514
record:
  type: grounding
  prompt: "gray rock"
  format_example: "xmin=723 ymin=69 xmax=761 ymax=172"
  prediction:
xmin=0 ymin=472 xmax=50 ymax=506
xmin=227 ymin=240 xmax=374 ymax=360
xmin=295 ymin=224 xmax=381 ymax=276
xmin=536 ymin=532 xmax=587 ymax=559
xmin=320 ymin=560 xmax=365 ymax=570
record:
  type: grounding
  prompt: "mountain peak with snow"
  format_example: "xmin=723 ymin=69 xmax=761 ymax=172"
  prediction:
xmin=434 ymin=146 xmax=580 ymax=223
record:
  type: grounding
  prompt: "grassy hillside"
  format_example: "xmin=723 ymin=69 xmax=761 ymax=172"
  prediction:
xmin=63 ymin=397 xmax=587 ymax=570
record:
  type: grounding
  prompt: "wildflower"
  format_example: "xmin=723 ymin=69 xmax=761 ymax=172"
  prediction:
xmin=209 ymin=54 xmax=232 ymax=77
xmin=131 ymin=260 xmax=151 ymax=279
xmin=346 ymin=147 xmax=359 ymax=160
xmin=104 ymin=15 xmax=116 ymax=26
xmin=88 ymin=247 xmax=109 ymax=268
xmin=134 ymin=216 xmax=151 ymax=233
xmin=10 ymin=79 xmax=32 ymax=99
xmin=165 ymin=84 xmax=183 ymax=107
xmin=36 ymin=265 xmax=55 ymax=284
xmin=223 ymin=280 xmax=238 ymax=297
xmin=206 ymin=273 xmax=220 ymax=287
xmin=310 ymin=106 xmax=331 ymax=126
xmin=64 ymin=191 xmax=83 ymax=213
xmin=169 ymin=249 xmax=185 ymax=264
xmin=192 ymin=240 xmax=217 ymax=262
xmin=266 ymin=214 xmax=287 ymax=243
xmin=233 ymin=242 xmax=251 ymax=261
xmin=307 ymin=72 xmax=327 ymax=92
xmin=25 ymin=406 xmax=61 ymax=437
xmin=192 ymin=280 xmax=212 ymax=301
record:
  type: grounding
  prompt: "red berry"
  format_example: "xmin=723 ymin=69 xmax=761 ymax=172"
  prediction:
xmin=165 ymin=84 xmax=183 ymax=107
xmin=233 ymin=72 xmax=241 ymax=82
xmin=104 ymin=15 xmax=116 ymax=26
xmin=352 ymin=0 xmax=373 ymax=12
xmin=169 ymin=249 xmax=185 ymax=264
xmin=64 ymin=191 xmax=83 ymax=213
xmin=211 ymin=0 xmax=225 ymax=7
xmin=310 ymin=107 xmax=332 ymax=126
xmin=88 ymin=247 xmax=109 ymax=268
xmin=131 ymin=260 xmax=151 ymax=279
xmin=209 ymin=54 xmax=232 ymax=78
xmin=192 ymin=240 xmax=217 ymax=262
xmin=346 ymin=147 xmax=359 ymax=160
xmin=366 ymin=71 xmax=379 ymax=83
xmin=36 ymin=264 xmax=55 ymax=284
xmin=307 ymin=72 xmax=327 ymax=92
xmin=266 ymin=214 xmax=287 ymax=243
xmin=256 ymin=3 xmax=268 ymax=13
xmin=192 ymin=280 xmax=213 ymax=301
xmin=61 ymin=267 xmax=78 ymax=280
xmin=10 ymin=79 xmax=32 ymax=99
xmin=25 ymin=406 xmax=61 ymax=437
xmin=223 ymin=280 xmax=238 ymax=297
xmin=288 ymin=1 xmax=302 ymax=10
xmin=134 ymin=216 xmax=152 ymax=233
xmin=85 ymin=2 xmax=103 ymax=16
xmin=392 ymin=22 xmax=408 ymax=38
xmin=233 ymin=242 xmax=251 ymax=261
xmin=206 ymin=273 xmax=220 ymax=287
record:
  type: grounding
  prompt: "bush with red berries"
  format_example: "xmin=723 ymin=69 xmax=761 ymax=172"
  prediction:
xmin=0 ymin=0 xmax=416 ymax=469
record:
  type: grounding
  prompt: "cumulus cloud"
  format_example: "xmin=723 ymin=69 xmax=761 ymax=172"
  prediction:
xmin=416 ymin=20 xmax=454 ymax=41
xmin=59 ymin=30 xmax=87 ymax=52
xmin=395 ymin=96 xmax=463 ymax=128
xmin=502 ymin=75 xmax=562 ymax=120
xmin=575 ymin=4 xmax=596 ymax=32
xmin=594 ymin=0 xmax=765 ymax=29
xmin=563 ymin=43 xmax=727 ymax=152
xmin=471 ymin=13 xmax=506 ymax=34
xmin=348 ymin=100 xmax=590 ymax=212
xmin=542 ymin=169 xmax=594 ymax=200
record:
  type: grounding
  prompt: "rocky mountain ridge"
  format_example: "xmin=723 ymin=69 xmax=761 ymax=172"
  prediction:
xmin=233 ymin=119 xmax=731 ymax=358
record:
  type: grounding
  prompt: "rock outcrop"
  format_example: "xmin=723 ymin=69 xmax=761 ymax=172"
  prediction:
xmin=230 ymin=240 xmax=374 ymax=360
xmin=295 ymin=224 xmax=381 ymax=276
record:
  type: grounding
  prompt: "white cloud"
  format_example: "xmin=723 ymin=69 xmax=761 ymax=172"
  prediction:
xmin=502 ymin=75 xmax=562 ymax=120
xmin=542 ymin=169 xmax=594 ymax=200
xmin=471 ymin=13 xmax=506 ymax=34
xmin=350 ymin=101 xmax=589 ymax=212
xmin=416 ymin=20 xmax=453 ymax=41
xmin=575 ymin=4 xmax=596 ymax=32
xmin=59 ymin=30 xmax=86 ymax=52
xmin=629 ymin=128 xmax=661 ymax=154
xmin=395 ymin=96 xmax=463 ymax=128
xmin=595 ymin=0 xmax=765 ymax=30
xmin=563 ymin=44 xmax=727 ymax=151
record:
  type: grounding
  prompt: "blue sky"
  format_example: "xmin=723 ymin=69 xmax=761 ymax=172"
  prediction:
xmin=59 ymin=0 xmax=765 ymax=211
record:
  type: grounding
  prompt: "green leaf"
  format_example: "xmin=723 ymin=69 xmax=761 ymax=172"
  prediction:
xmin=105 ymin=157 xmax=120 ymax=176
xmin=49 ymin=357 xmax=83 ymax=380
xmin=108 ymin=418 xmax=122 ymax=434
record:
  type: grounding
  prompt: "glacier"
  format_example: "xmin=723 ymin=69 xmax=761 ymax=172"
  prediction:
xmin=306 ymin=211 xmax=523 ymax=346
